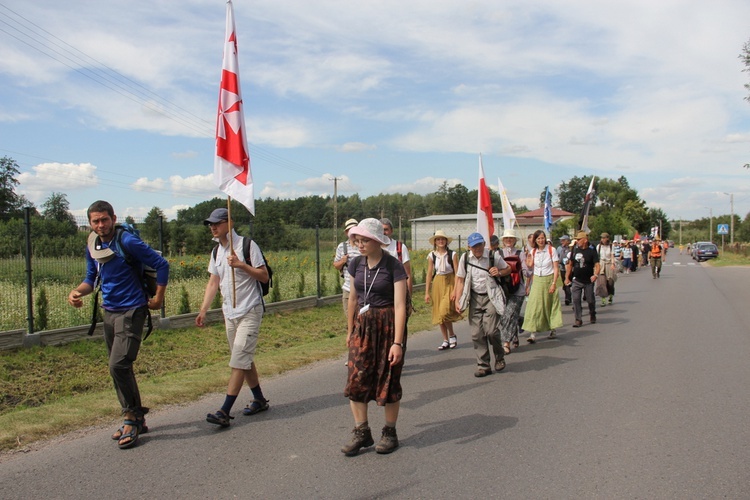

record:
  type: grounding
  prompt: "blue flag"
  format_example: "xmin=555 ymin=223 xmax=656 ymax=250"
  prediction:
xmin=544 ymin=186 xmax=553 ymax=232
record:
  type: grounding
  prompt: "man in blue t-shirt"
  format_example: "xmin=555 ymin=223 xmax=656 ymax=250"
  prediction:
xmin=68 ymin=200 xmax=169 ymax=449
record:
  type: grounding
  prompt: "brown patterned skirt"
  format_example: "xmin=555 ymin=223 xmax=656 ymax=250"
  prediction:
xmin=344 ymin=305 xmax=405 ymax=405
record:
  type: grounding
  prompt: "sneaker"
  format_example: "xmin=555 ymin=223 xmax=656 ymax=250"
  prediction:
xmin=242 ymin=398 xmax=270 ymax=416
xmin=341 ymin=423 xmax=374 ymax=456
xmin=448 ymin=336 xmax=458 ymax=349
xmin=608 ymin=296 xmax=613 ymax=304
xmin=375 ymin=426 xmax=399 ymax=454
xmin=474 ymin=367 xmax=492 ymax=377
xmin=494 ymin=359 xmax=506 ymax=372
xmin=206 ymin=409 xmax=233 ymax=428
xmin=601 ymin=298 xmax=607 ymax=307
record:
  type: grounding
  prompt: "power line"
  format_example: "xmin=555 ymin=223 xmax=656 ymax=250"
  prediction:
xmin=0 ymin=3 xmax=346 ymax=190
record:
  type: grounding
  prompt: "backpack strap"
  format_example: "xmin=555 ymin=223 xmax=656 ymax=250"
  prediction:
xmin=396 ymin=240 xmax=403 ymax=262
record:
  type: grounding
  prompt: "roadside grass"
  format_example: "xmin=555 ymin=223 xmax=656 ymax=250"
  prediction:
xmin=0 ymin=297 xmax=435 ymax=452
xmin=707 ymin=250 xmax=750 ymax=267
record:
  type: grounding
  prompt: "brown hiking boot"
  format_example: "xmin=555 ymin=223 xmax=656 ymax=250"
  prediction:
xmin=341 ymin=423 xmax=374 ymax=456
xmin=375 ymin=426 xmax=399 ymax=454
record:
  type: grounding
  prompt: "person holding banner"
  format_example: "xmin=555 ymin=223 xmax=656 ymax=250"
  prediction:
xmin=196 ymin=208 xmax=271 ymax=428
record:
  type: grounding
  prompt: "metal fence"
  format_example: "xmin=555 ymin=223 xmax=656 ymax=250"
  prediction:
xmin=0 ymin=210 xmax=430 ymax=340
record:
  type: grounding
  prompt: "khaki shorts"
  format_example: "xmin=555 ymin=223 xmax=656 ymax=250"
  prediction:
xmin=225 ymin=305 xmax=263 ymax=370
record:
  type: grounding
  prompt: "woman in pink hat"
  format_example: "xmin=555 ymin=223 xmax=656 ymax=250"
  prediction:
xmin=341 ymin=218 xmax=408 ymax=456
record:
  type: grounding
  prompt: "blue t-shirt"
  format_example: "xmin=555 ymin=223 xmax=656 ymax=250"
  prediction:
xmin=84 ymin=230 xmax=169 ymax=311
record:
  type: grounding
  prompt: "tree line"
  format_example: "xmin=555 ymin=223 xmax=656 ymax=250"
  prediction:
xmin=1 ymin=155 xmax=748 ymax=258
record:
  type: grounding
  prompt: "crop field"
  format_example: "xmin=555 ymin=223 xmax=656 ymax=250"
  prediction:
xmin=0 ymin=249 xmax=430 ymax=332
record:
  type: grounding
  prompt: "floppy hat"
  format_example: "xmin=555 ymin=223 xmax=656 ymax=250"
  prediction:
xmin=576 ymin=230 xmax=588 ymax=239
xmin=467 ymin=232 xmax=485 ymax=247
xmin=349 ymin=218 xmax=391 ymax=245
xmin=600 ymin=232 xmax=610 ymax=238
xmin=87 ymin=232 xmax=116 ymax=263
xmin=344 ymin=218 xmax=358 ymax=231
xmin=502 ymin=228 xmax=517 ymax=239
xmin=429 ymin=230 xmax=453 ymax=246
xmin=204 ymin=208 xmax=229 ymax=225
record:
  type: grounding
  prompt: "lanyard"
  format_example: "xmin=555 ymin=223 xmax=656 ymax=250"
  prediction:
xmin=363 ymin=266 xmax=381 ymax=305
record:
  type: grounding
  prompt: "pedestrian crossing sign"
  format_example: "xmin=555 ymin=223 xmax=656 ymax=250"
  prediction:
xmin=717 ymin=224 xmax=729 ymax=235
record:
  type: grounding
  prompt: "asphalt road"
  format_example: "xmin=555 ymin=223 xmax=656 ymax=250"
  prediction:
xmin=1 ymin=251 xmax=749 ymax=499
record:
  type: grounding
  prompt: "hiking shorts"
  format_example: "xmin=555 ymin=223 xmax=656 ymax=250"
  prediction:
xmin=225 ymin=305 xmax=263 ymax=370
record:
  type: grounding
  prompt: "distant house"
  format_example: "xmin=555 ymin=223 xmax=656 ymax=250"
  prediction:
xmin=409 ymin=208 xmax=575 ymax=251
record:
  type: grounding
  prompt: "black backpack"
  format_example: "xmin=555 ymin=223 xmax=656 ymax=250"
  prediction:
xmin=112 ymin=223 xmax=158 ymax=298
xmin=212 ymin=237 xmax=273 ymax=296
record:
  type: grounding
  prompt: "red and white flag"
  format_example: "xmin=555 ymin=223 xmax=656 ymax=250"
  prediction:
xmin=476 ymin=154 xmax=494 ymax=244
xmin=214 ymin=0 xmax=254 ymax=214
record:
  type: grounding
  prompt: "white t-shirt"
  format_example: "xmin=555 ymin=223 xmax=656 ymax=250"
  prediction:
xmin=384 ymin=239 xmax=410 ymax=264
xmin=531 ymin=244 xmax=558 ymax=277
xmin=334 ymin=239 xmax=361 ymax=292
xmin=208 ymin=230 xmax=266 ymax=319
xmin=428 ymin=250 xmax=455 ymax=276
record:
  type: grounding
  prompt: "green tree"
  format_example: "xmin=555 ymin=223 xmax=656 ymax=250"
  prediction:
xmin=41 ymin=192 xmax=77 ymax=234
xmin=0 ymin=156 xmax=35 ymax=218
xmin=142 ymin=206 xmax=168 ymax=252
xmin=741 ymin=38 xmax=750 ymax=103
xmin=555 ymin=175 xmax=596 ymax=214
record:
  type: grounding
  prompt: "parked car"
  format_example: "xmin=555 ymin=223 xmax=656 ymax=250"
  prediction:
xmin=693 ymin=242 xmax=719 ymax=261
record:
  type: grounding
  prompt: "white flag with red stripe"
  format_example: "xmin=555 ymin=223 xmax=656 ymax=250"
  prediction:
xmin=214 ymin=0 xmax=254 ymax=214
xmin=476 ymin=154 xmax=494 ymax=243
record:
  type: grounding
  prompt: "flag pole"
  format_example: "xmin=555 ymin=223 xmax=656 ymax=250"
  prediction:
xmin=227 ymin=196 xmax=237 ymax=308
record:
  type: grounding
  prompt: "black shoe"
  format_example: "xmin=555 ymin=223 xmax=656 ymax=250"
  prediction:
xmin=375 ymin=426 xmax=399 ymax=454
xmin=573 ymin=319 xmax=582 ymax=328
xmin=565 ymin=300 xmax=571 ymax=306
xmin=341 ymin=423 xmax=374 ymax=456
xmin=474 ymin=368 xmax=492 ymax=377
xmin=590 ymin=315 xmax=597 ymax=324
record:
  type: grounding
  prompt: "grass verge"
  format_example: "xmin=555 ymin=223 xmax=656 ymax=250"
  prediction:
xmin=0 ymin=299 xmax=435 ymax=452
xmin=705 ymin=251 xmax=750 ymax=267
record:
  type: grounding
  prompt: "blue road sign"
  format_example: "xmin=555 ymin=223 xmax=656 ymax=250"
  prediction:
xmin=717 ymin=224 xmax=729 ymax=235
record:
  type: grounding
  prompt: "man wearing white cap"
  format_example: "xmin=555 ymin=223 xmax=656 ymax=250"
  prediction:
xmin=334 ymin=218 xmax=361 ymax=315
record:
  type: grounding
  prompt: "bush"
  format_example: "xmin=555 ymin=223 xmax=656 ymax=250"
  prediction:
xmin=34 ymin=286 xmax=49 ymax=331
xmin=178 ymin=285 xmax=191 ymax=314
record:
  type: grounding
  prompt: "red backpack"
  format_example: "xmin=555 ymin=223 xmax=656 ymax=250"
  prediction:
xmin=501 ymin=250 xmax=522 ymax=294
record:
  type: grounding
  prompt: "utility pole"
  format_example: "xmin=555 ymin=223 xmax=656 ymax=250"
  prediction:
xmin=330 ymin=176 xmax=341 ymax=244
xmin=725 ymin=192 xmax=735 ymax=244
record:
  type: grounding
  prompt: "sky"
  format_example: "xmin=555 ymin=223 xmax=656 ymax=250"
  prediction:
xmin=1 ymin=0 xmax=750 ymax=224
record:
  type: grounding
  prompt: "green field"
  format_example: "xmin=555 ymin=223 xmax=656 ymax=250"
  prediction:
xmin=0 ymin=249 xmax=431 ymax=332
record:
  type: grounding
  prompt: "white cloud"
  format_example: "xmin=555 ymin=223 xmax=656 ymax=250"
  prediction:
xmin=337 ymin=142 xmax=376 ymax=153
xmin=384 ymin=177 xmax=463 ymax=195
xmin=18 ymin=162 xmax=98 ymax=202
